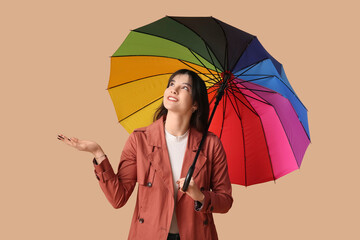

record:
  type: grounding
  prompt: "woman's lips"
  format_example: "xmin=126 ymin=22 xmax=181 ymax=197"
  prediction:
xmin=167 ymin=96 xmax=178 ymax=102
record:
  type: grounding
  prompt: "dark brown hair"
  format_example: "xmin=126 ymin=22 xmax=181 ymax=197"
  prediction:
xmin=153 ymin=69 xmax=209 ymax=134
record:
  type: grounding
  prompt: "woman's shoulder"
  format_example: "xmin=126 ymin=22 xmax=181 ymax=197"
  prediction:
xmin=203 ymin=131 xmax=223 ymax=149
xmin=128 ymin=120 xmax=161 ymax=142
xmin=206 ymin=131 xmax=221 ymax=141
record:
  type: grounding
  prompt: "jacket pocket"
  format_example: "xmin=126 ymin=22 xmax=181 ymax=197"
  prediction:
xmin=138 ymin=162 xmax=156 ymax=187
xmin=137 ymin=163 xmax=156 ymax=224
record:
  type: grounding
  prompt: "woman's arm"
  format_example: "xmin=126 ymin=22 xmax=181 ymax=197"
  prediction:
xmin=57 ymin=132 xmax=137 ymax=209
xmin=196 ymin=136 xmax=233 ymax=214
xmin=93 ymin=132 xmax=138 ymax=209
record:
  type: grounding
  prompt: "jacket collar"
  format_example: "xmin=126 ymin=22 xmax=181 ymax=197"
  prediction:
xmin=145 ymin=115 xmax=203 ymax=151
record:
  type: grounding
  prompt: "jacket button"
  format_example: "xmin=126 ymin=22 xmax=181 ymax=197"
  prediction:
xmin=147 ymin=182 xmax=152 ymax=187
xmin=200 ymin=187 xmax=204 ymax=191
xmin=139 ymin=218 xmax=144 ymax=223
xmin=203 ymin=219 xmax=208 ymax=225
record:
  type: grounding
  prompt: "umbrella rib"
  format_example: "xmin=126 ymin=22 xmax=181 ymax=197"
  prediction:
xmin=225 ymin=90 xmax=247 ymax=186
xmin=207 ymin=86 xmax=218 ymax=106
xmin=227 ymin=89 xmax=259 ymax=117
xmin=236 ymin=80 xmax=302 ymax=170
xmin=227 ymin=82 xmax=274 ymax=105
xmin=212 ymin=17 xmax=228 ymax=71
xmin=177 ymin=59 xmax=219 ymax=85
xmin=107 ymin=56 xmax=218 ymax=90
xmin=228 ymin=88 xmax=272 ymax=106
xmin=235 ymin=72 xmax=309 ymax=112
xmin=229 ymin=81 xmax=277 ymax=94
xmin=110 ymin=54 xmax=219 ymax=83
xmin=118 ymin=96 xmax=163 ymax=122
xmin=207 ymin=86 xmax=220 ymax=95
xmin=187 ymin=48 xmax=218 ymax=80
xmin=107 ymin=72 xmax=173 ymax=90
xmin=228 ymin=88 xmax=276 ymax=184
xmin=233 ymin=86 xmax=275 ymax=95
xmin=228 ymin=39 xmax=256 ymax=73
xmin=204 ymin=43 xmax=223 ymax=81
xmin=168 ymin=16 xmax=224 ymax=71
xmin=132 ymin=29 xmax=223 ymax=71
xmin=253 ymin=88 xmax=306 ymax=166
xmin=233 ymin=58 xmax=268 ymax=76
xmin=240 ymin=74 xmax=277 ymax=77
xmin=233 ymin=59 xmax=308 ymax=112
xmin=218 ymin=88 xmax=228 ymax=139
xmin=234 ymin=74 xmax=272 ymax=83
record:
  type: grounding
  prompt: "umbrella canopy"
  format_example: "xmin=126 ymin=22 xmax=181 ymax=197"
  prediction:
xmin=107 ymin=16 xmax=310 ymax=186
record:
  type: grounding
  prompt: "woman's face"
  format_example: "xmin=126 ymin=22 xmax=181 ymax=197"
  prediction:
xmin=163 ymin=74 xmax=197 ymax=116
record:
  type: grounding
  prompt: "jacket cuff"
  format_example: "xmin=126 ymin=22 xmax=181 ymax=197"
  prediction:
xmin=93 ymin=157 xmax=115 ymax=182
xmin=194 ymin=201 xmax=204 ymax=211
xmin=195 ymin=191 xmax=211 ymax=212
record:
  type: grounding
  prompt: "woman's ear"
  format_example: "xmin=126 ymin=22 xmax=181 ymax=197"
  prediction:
xmin=192 ymin=102 xmax=198 ymax=112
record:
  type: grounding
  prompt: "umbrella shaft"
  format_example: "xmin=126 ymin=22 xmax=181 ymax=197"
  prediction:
xmin=182 ymin=73 xmax=230 ymax=191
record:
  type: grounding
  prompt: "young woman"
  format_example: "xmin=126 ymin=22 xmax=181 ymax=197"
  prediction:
xmin=58 ymin=69 xmax=233 ymax=240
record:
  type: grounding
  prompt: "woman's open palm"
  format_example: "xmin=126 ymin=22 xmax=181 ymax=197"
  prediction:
xmin=57 ymin=134 xmax=99 ymax=154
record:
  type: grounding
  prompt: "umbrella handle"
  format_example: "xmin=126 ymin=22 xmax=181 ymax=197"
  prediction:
xmin=182 ymin=165 xmax=195 ymax=191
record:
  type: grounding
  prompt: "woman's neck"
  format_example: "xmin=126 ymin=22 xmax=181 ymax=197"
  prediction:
xmin=164 ymin=112 xmax=191 ymax=136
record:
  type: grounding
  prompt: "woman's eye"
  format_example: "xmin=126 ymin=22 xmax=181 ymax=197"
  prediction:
xmin=183 ymin=86 xmax=189 ymax=90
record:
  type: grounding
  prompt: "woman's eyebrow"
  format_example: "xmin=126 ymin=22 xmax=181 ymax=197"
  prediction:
xmin=169 ymin=79 xmax=192 ymax=88
xmin=182 ymin=82 xmax=192 ymax=88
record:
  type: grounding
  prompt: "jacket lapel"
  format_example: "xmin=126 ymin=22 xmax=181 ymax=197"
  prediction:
xmin=145 ymin=115 xmax=175 ymax=197
xmin=177 ymin=127 xmax=207 ymax=203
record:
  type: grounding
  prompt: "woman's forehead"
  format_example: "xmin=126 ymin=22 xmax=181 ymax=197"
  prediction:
xmin=171 ymin=74 xmax=192 ymax=85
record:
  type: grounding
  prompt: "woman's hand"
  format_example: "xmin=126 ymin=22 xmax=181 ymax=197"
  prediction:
xmin=177 ymin=177 xmax=205 ymax=203
xmin=57 ymin=133 xmax=102 ymax=156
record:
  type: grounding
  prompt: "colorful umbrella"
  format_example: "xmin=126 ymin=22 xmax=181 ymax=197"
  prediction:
xmin=107 ymin=16 xmax=310 ymax=187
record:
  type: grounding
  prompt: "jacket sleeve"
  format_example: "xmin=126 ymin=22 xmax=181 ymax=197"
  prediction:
xmin=195 ymin=136 xmax=233 ymax=214
xmin=93 ymin=132 xmax=137 ymax=209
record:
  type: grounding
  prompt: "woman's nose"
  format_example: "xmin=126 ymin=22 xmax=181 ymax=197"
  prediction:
xmin=170 ymin=88 xmax=177 ymax=94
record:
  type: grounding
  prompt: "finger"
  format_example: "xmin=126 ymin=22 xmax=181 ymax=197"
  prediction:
xmin=58 ymin=134 xmax=71 ymax=141
xmin=178 ymin=178 xmax=185 ymax=183
xmin=58 ymin=135 xmax=76 ymax=147
xmin=57 ymin=134 xmax=64 ymax=140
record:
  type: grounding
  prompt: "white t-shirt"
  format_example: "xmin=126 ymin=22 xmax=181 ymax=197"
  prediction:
xmin=165 ymin=127 xmax=189 ymax=234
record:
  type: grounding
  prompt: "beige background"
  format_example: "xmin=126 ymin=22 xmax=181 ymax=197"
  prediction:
xmin=1 ymin=0 xmax=359 ymax=239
